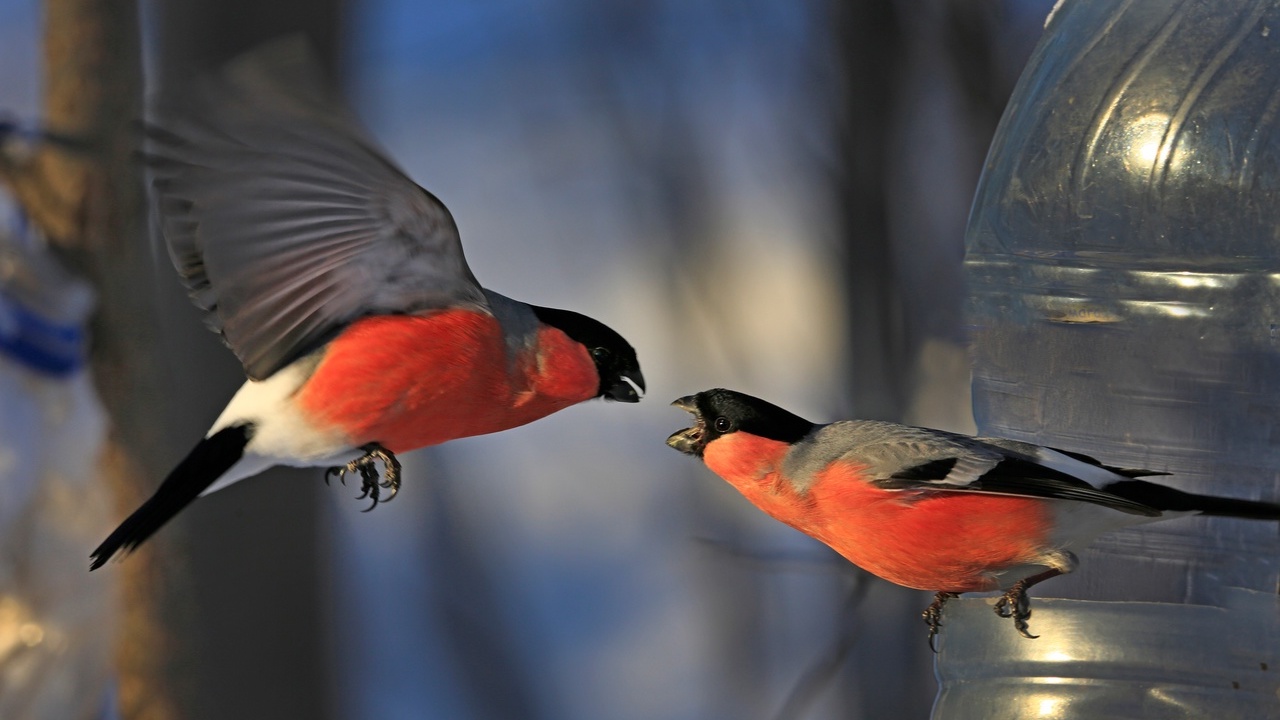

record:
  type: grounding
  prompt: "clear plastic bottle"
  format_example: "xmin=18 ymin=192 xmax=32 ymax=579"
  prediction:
xmin=942 ymin=0 xmax=1280 ymax=716
xmin=0 ymin=194 xmax=114 ymax=719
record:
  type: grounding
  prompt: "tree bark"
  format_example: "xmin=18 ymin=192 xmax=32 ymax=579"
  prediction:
xmin=0 ymin=1 xmax=197 ymax=718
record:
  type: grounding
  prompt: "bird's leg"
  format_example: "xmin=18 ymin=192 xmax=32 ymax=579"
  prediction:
xmin=324 ymin=443 xmax=402 ymax=511
xmin=923 ymin=591 xmax=959 ymax=652
xmin=993 ymin=568 xmax=1063 ymax=639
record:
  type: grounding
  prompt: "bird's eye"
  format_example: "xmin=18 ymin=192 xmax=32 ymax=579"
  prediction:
xmin=714 ymin=417 xmax=733 ymax=433
xmin=591 ymin=347 xmax=611 ymax=361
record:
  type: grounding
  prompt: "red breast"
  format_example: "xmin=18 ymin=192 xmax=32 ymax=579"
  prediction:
xmin=705 ymin=432 xmax=1056 ymax=593
xmin=294 ymin=309 xmax=599 ymax=452
xmin=703 ymin=432 xmax=808 ymax=519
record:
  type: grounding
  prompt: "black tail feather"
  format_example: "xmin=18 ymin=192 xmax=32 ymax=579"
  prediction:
xmin=1103 ymin=479 xmax=1280 ymax=520
xmin=90 ymin=423 xmax=253 ymax=570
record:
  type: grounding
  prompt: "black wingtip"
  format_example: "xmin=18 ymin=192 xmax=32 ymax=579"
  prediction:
xmin=89 ymin=423 xmax=253 ymax=571
xmin=1047 ymin=446 xmax=1170 ymax=478
xmin=1103 ymin=479 xmax=1280 ymax=520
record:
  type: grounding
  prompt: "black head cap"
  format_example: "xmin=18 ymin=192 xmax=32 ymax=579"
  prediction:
xmin=531 ymin=305 xmax=644 ymax=402
xmin=667 ymin=388 xmax=815 ymax=456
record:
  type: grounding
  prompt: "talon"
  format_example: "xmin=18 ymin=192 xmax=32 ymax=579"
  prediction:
xmin=922 ymin=591 xmax=957 ymax=652
xmin=324 ymin=466 xmax=346 ymax=486
xmin=994 ymin=580 xmax=1039 ymax=639
xmin=325 ymin=443 xmax=402 ymax=511
xmin=380 ymin=459 xmax=402 ymax=501
xmin=357 ymin=464 xmax=381 ymax=508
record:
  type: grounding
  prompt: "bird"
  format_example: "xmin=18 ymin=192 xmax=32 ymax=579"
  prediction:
xmin=666 ymin=388 xmax=1280 ymax=645
xmin=88 ymin=39 xmax=645 ymax=571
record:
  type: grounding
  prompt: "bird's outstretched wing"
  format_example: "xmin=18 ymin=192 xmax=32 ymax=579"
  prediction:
xmin=148 ymin=37 xmax=487 ymax=380
xmin=800 ymin=421 xmax=1162 ymax=517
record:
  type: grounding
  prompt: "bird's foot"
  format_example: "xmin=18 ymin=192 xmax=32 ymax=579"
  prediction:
xmin=922 ymin=591 xmax=959 ymax=652
xmin=325 ymin=443 xmax=402 ymax=511
xmin=993 ymin=579 xmax=1038 ymax=639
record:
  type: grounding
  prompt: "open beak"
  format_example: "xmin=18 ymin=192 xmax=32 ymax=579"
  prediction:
xmin=605 ymin=369 xmax=645 ymax=403
xmin=666 ymin=395 xmax=705 ymax=456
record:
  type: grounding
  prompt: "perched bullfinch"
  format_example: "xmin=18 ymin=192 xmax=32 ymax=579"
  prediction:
xmin=667 ymin=389 xmax=1280 ymax=644
xmin=89 ymin=40 xmax=644 ymax=570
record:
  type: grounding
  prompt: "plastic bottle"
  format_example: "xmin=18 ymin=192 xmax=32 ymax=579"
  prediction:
xmin=942 ymin=1 xmax=1280 ymax=716
xmin=0 ymin=191 xmax=115 ymax=719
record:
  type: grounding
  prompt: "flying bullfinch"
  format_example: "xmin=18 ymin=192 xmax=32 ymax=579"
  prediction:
xmin=667 ymin=388 xmax=1280 ymax=644
xmin=89 ymin=40 xmax=644 ymax=570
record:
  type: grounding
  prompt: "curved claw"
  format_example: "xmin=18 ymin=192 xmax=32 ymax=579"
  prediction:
xmin=923 ymin=591 xmax=957 ymax=653
xmin=994 ymin=581 xmax=1039 ymax=639
xmin=373 ymin=449 xmax=402 ymax=503
xmin=325 ymin=443 xmax=403 ymax=511
xmin=328 ymin=467 xmax=349 ymax=486
xmin=357 ymin=477 xmax=381 ymax=510
xmin=926 ymin=620 xmax=942 ymax=654
xmin=381 ymin=481 xmax=400 ymax=502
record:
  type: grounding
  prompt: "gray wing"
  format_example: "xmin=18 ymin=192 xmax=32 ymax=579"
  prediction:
xmin=148 ymin=37 xmax=487 ymax=380
xmin=790 ymin=421 xmax=1160 ymax=516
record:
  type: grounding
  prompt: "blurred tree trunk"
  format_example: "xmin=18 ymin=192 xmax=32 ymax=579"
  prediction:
xmin=146 ymin=4 xmax=344 ymax=720
xmin=834 ymin=0 xmax=908 ymax=426
xmin=1 ymin=2 xmax=345 ymax=719
xmin=0 ymin=1 xmax=192 ymax=719
xmin=829 ymin=2 xmax=940 ymax=719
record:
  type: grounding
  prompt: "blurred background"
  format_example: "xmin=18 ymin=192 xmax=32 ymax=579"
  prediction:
xmin=0 ymin=0 xmax=1054 ymax=718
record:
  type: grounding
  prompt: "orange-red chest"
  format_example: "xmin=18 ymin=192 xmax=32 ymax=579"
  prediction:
xmin=704 ymin=435 xmax=1055 ymax=592
xmin=294 ymin=310 xmax=597 ymax=452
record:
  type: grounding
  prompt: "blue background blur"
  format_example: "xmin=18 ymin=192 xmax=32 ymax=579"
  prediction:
xmin=1 ymin=1 xmax=1052 ymax=718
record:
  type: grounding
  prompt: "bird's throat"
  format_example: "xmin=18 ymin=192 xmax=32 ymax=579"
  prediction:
xmin=703 ymin=433 xmax=802 ymax=520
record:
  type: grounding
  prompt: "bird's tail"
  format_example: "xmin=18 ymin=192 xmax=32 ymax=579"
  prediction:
xmin=90 ymin=423 xmax=254 ymax=570
xmin=1103 ymin=479 xmax=1280 ymax=520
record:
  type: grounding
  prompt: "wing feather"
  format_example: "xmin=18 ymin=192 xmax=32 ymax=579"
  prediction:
xmin=148 ymin=37 xmax=487 ymax=380
xmin=790 ymin=421 xmax=1161 ymax=516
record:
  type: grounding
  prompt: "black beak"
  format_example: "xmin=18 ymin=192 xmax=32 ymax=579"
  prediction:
xmin=605 ymin=369 xmax=645 ymax=403
xmin=666 ymin=395 xmax=704 ymax=455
